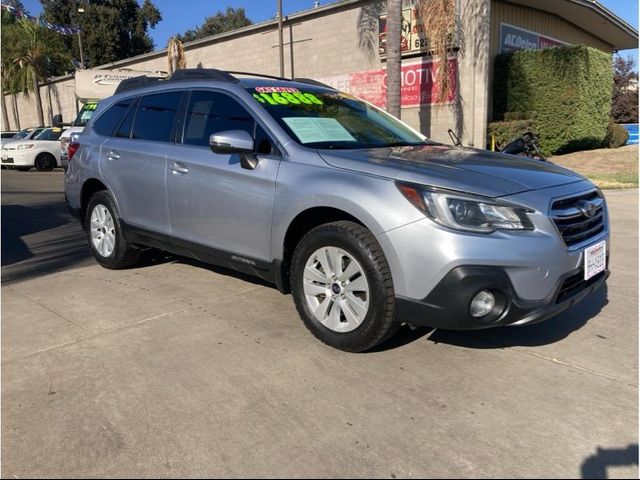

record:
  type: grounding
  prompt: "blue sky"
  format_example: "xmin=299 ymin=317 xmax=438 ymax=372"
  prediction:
xmin=20 ymin=0 xmax=639 ymax=64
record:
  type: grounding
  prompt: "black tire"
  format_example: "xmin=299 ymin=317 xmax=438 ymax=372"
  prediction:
xmin=35 ymin=153 xmax=56 ymax=171
xmin=85 ymin=191 xmax=140 ymax=269
xmin=290 ymin=221 xmax=398 ymax=352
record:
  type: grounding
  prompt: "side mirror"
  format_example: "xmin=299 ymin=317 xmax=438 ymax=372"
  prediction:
xmin=209 ymin=130 xmax=254 ymax=154
xmin=52 ymin=114 xmax=63 ymax=127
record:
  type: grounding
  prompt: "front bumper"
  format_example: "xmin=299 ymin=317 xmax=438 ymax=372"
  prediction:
xmin=395 ymin=265 xmax=608 ymax=329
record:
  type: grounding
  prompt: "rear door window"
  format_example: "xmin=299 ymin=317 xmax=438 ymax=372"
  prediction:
xmin=114 ymin=98 xmax=139 ymax=138
xmin=131 ymin=92 xmax=182 ymax=142
xmin=93 ymin=99 xmax=135 ymax=137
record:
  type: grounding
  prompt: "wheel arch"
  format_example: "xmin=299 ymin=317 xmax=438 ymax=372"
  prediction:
xmin=80 ymin=178 xmax=110 ymax=223
xmin=275 ymin=206 xmax=373 ymax=293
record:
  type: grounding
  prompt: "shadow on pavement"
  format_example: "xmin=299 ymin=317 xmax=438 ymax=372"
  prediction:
xmin=1 ymin=202 xmax=91 ymax=284
xmin=581 ymin=444 xmax=638 ymax=479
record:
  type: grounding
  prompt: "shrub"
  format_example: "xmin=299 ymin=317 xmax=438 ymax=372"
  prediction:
xmin=493 ymin=45 xmax=613 ymax=156
xmin=488 ymin=119 xmax=534 ymax=150
xmin=602 ymin=121 xmax=629 ymax=148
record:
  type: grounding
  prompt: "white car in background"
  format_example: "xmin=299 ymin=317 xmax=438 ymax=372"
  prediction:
xmin=1 ymin=127 xmax=66 ymax=171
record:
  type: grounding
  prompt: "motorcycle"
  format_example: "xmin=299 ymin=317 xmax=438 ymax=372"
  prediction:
xmin=448 ymin=129 xmax=546 ymax=161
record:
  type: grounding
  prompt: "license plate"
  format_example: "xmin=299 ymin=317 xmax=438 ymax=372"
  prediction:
xmin=584 ymin=240 xmax=606 ymax=280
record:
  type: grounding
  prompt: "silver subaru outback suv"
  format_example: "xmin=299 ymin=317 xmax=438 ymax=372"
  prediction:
xmin=65 ymin=69 xmax=609 ymax=352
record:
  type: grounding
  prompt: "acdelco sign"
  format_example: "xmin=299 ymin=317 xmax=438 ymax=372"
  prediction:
xmin=500 ymin=24 xmax=568 ymax=53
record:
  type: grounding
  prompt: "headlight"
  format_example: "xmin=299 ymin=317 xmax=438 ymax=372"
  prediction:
xmin=397 ymin=183 xmax=534 ymax=233
xmin=17 ymin=143 xmax=35 ymax=150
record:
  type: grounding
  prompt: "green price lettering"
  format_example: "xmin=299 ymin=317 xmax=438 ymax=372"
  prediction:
xmin=303 ymin=93 xmax=324 ymax=105
xmin=252 ymin=91 xmax=324 ymax=106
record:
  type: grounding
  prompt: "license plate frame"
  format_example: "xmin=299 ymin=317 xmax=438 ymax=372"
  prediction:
xmin=584 ymin=240 xmax=606 ymax=281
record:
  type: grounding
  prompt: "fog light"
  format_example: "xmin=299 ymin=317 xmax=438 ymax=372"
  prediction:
xmin=470 ymin=290 xmax=496 ymax=318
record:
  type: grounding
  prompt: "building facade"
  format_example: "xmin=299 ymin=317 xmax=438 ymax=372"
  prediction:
xmin=2 ymin=0 xmax=637 ymax=147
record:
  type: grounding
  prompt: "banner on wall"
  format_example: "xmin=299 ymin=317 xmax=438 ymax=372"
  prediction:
xmin=316 ymin=59 xmax=457 ymax=109
xmin=500 ymin=23 xmax=568 ymax=53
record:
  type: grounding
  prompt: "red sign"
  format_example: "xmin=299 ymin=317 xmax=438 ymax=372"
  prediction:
xmin=317 ymin=59 xmax=457 ymax=109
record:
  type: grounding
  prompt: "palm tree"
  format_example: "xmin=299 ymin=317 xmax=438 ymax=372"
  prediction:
xmin=1 ymin=59 xmax=11 ymax=130
xmin=418 ymin=0 xmax=457 ymax=103
xmin=167 ymin=36 xmax=186 ymax=74
xmin=385 ymin=0 xmax=402 ymax=119
xmin=11 ymin=19 xmax=71 ymax=127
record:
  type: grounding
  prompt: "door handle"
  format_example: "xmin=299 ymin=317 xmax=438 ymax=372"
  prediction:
xmin=169 ymin=162 xmax=189 ymax=174
xmin=106 ymin=150 xmax=120 ymax=161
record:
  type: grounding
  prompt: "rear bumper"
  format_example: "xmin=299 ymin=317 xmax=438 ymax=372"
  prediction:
xmin=395 ymin=265 xmax=608 ymax=330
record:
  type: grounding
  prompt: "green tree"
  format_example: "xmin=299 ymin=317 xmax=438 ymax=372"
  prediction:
xmin=9 ymin=19 xmax=72 ymax=126
xmin=40 ymin=0 xmax=162 ymax=68
xmin=611 ymin=55 xmax=638 ymax=124
xmin=176 ymin=7 xmax=252 ymax=43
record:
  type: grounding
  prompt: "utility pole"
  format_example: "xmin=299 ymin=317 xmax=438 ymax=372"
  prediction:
xmin=77 ymin=5 xmax=85 ymax=69
xmin=77 ymin=30 xmax=85 ymax=69
xmin=278 ymin=0 xmax=284 ymax=77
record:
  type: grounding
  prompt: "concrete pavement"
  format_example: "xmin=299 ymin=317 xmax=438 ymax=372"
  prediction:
xmin=2 ymin=170 xmax=637 ymax=478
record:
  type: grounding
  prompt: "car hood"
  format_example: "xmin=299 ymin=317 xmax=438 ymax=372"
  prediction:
xmin=2 ymin=140 xmax=59 ymax=150
xmin=318 ymin=144 xmax=585 ymax=197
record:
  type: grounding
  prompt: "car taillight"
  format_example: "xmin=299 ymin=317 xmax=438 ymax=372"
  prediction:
xmin=68 ymin=142 xmax=80 ymax=161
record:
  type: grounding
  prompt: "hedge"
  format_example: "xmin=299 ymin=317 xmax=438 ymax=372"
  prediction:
xmin=488 ymin=119 xmax=535 ymax=150
xmin=493 ymin=45 xmax=613 ymax=156
xmin=602 ymin=120 xmax=629 ymax=148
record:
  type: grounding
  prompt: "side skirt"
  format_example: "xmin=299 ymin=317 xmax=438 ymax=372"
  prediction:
xmin=121 ymin=221 xmax=287 ymax=292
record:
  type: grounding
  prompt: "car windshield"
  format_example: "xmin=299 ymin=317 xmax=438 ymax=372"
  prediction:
xmin=13 ymin=129 xmax=32 ymax=139
xmin=73 ymin=101 xmax=99 ymax=127
xmin=34 ymin=128 xmax=64 ymax=141
xmin=245 ymin=87 xmax=427 ymax=149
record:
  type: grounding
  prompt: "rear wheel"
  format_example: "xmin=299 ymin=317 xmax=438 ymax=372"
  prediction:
xmin=35 ymin=153 xmax=56 ymax=171
xmin=85 ymin=191 xmax=140 ymax=269
xmin=291 ymin=221 xmax=398 ymax=352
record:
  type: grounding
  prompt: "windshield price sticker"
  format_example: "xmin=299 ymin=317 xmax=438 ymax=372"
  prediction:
xmin=84 ymin=102 xmax=98 ymax=111
xmin=252 ymin=90 xmax=324 ymax=106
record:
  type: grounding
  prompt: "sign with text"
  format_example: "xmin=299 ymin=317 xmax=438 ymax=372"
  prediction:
xmin=378 ymin=6 xmax=430 ymax=56
xmin=317 ymin=59 xmax=457 ymax=109
xmin=500 ymin=23 xmax=568 ymax=53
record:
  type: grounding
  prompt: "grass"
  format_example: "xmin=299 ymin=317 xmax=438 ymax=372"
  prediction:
xmin=551 ymin=144 xmax=638 ymax=189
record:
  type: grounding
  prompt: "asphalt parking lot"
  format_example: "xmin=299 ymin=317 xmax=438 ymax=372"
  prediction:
xmin=2 ymin=169 xmax=638 ymax=478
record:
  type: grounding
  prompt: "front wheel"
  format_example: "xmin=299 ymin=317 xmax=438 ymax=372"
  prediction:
xmin=35 ymin=153 xmax=56 ymax=171
xmin=290 ymin=221 xmax=398 ymax=352
xmin=85 ymin=191 xmax=140 ymax=269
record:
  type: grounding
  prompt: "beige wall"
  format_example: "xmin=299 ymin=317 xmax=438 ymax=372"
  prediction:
xmin=0 ymin=0 xmax=614 ymax=148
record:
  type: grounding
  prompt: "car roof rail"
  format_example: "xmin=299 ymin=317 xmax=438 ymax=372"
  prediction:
xmin=292 ymin=78 xmax=335 ymax=89
xmin=170 ymin=68 xmax=239 ymax=83
xmin=226 ymin=71 xmax=289 ymax=81
xmin=114 ymin=75 xmax=166 ymax=94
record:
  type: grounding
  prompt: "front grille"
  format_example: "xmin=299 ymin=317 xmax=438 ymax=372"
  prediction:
xmin=551 ymin=191 xmax=605 ymax=247
xmin=556 ymin=269 xmax=605 ymax=303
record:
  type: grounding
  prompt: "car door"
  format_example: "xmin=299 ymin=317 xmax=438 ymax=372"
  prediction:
xmin=99 ymin=91 xmax=183 ymax=235
xmin=166 ymin=89 xmax=281 ymax=262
